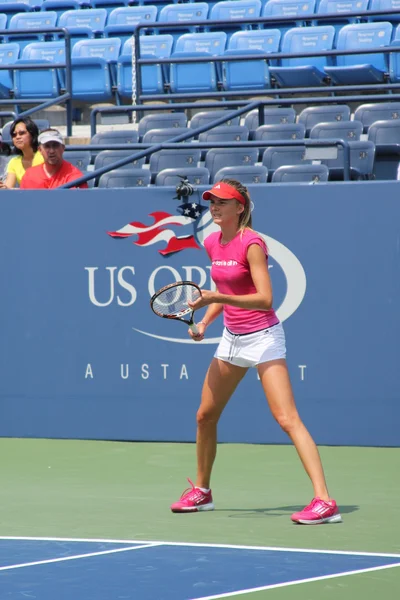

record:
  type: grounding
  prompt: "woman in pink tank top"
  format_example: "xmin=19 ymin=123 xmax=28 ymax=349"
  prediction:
xmin=170 ymin=179 xmax=341 ymax=526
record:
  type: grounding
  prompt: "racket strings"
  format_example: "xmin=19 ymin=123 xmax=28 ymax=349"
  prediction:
xmin=152 ymin=285 xmax=201 ymax=317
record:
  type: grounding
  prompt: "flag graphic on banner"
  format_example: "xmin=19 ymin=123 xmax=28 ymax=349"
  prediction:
xmin=108 ymin=202 xmax=208 ymax=256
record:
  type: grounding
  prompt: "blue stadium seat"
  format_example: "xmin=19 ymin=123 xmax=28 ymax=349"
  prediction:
xmin=319 ymin=140 xmax=375 ymax=179
xmin=71 ymin=38 xmax=121 ymax=102
xmin=155 ymin=166 xmax=210 ymax=186
xmin=0 ymin=13 xmax=7 ymax=31
xmin=170 ymin=51 xmax=219 ymax=93
xmin=262 ymin=145 xmax=312 ymax=180
xmin=138 ymin=112 xmax=188 ymax=140
xmin=254 ymin=122 xmax=305 ymax=141
xmin=298 ymin=105 xmax=351 ymax=135
xmin=389 ymin=39 xmax=400 ymax=83
xmin=63 ymin=150 xmax=91 ymax=171
xmin=223 ymin=29 xmax=280 ymax=91
xmin=171 ymin=31 xmax=227 ymax=88
xmin=174 ymin=31 xmax=227 ymax=55
xmin=209 ymin=1 xmax=262 ymax=39
xmin=270 ymin=26 xmax=335 ymax=87
xmin=244 ymin=107 xmax=297 ymax=137
xmin=354 ymin=101 xmax=400 ymax=132
xmin=367 ymin=120 xmax=400 ymax=154
xmin=262 ymin=0 xmax=316 ymax=37
xmin=0 ymin=1 xmax=32 ymax=26
xmin=142 ymin=127 xmax=190 ymax=144
xmin=205 ymin=146 xmax=259 ymax=180
xmin=90 ymin=0 xmax=131 ymax=18
xmin=149 ymin=148 xmax=201 ymax=177
xmin=198 ymin=125 xmax=249 ymax=159
xmin=13 ymin=41 xmax=65 ymax=98
xmin=189 ymin=109 xmax=240 ymax=132
xmin=117 ymin=34 xmax=174 ymax=97
xmin=94 ymin=150 xmax=146 ymax=177
xmin=7 ymin=12 xmax=58 ymax=52
xmin=315 ymin=0 xmax=369 ymax=33
xmin=213 ymin=164 xmax=268 ymax=183
xmin=91 ymin=129 xmax=139 ymax=145
xmin=1 ymin=118 xmax=49 ymax=143
xmin=57 ymin=9 xmax=108 ymax=48
xmin=271 ymin=163 xmax=329 ymax=182
xmin=97 ymin=168 xmax=150 ymax=188
xmin=309 ymin=120 xmax=363 ymax=141
xmin=41 ymin=1 xmax=86 ymax=20
xmin=157 ymin=3 xmax=209 ymax=42
xmin=0 ymin=42 xmax=19 ymax=98
xmin=104 ymin=6 xmax=157 ymax=45
xmin=368 ymin=0 xmax=400 ymax=23
xmin=324 ymin=22 xmax=393 ymax=84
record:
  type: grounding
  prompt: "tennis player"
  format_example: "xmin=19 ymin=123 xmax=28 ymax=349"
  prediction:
xmin=170 ymin=179 xmax=341 ymax=525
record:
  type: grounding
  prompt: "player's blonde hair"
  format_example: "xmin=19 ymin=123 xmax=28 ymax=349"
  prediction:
xmin=220 ymin=178 xmax=252 ymax=231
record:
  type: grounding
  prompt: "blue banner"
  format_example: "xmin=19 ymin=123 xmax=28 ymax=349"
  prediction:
xmin=0 ymin=181 xmax=399 ymax=446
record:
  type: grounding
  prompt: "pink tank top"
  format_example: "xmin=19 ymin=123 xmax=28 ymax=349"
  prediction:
xmin=204 ymin=229 xmax=279 ymax=334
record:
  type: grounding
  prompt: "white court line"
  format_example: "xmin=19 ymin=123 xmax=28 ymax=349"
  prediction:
xmin=1 ymin=536 xmax=400 ymax=558
xmin=190 ymin=562 xmax=400 ymax=600
xmin=0 ymin=542 xmax=161 ymax=572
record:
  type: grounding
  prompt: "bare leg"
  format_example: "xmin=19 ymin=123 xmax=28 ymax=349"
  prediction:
xmin=196 ymin=358 xmax=247 ymax=489
xmin=258 ymin=359 xmax=330 ymax=500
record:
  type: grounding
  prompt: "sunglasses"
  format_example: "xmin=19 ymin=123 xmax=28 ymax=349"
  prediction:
xmin=11 ymin=130 xmax=28 ymax=138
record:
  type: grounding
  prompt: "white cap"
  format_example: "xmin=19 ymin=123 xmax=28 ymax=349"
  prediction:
xmin=38 ymin=130 xmax=64 ymax=146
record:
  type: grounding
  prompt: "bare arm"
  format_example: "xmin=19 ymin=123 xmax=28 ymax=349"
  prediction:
xmin=0 ymin=172 xmax=17 ymax=189
xmin=189 ymin=244 xmax=273 ymax=312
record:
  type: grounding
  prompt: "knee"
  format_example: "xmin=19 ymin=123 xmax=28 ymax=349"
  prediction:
xmin=196 ymin=407 xmax=219 ymax=428
xmin=274 ymin=411 xmax=301 ymax=434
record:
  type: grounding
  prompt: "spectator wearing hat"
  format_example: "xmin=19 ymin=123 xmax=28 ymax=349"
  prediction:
xmin=20 ymin=128 xmax=88 ymax=189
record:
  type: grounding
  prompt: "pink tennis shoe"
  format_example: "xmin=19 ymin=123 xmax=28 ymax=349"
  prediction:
xmin=171 ymin=478 xmax=214 ymax=513
xmin=291 ymin=498 xmax=342 ymax=525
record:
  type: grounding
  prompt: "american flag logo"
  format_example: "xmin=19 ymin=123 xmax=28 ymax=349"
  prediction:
xmin=107 ymin=201 xmax=208 ymax=256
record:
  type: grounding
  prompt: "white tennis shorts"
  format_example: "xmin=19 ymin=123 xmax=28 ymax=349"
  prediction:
xmin=214 ymin=322 xmax=286 ymax=368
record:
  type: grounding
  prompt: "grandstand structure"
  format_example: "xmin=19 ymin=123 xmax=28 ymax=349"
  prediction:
xmin=0 ymin=0 xmax=400 ymax=185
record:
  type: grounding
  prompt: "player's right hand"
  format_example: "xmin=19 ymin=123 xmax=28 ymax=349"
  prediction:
xmin=189 ymin=322 xmax=207 ymax=342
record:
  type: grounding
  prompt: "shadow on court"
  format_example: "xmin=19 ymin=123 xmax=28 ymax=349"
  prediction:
xmin=215 ymin=504 xmax=360 ymax=517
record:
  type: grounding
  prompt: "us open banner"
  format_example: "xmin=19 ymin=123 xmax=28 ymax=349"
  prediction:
xmin=0 ymin=181 xmax=399 ymax=446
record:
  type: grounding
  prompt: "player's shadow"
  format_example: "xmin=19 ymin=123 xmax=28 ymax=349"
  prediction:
xmin=215 ymin=505 xmax=359 ymax=518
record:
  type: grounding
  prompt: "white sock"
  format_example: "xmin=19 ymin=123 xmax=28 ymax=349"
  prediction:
xmin=198 ymin=487 xmax=210 ymax=493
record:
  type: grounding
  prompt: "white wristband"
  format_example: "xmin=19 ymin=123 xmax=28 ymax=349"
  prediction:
xmin=198 ymin=321 xmax=208 ymax=327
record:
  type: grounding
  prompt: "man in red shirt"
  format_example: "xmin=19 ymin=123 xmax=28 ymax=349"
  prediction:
xmin=20 ymin=129 xmax=88 ymax=189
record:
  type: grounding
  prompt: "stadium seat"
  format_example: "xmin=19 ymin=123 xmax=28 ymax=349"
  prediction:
xmin=368 ymin=0 xmax=400 ymax=23
xmin=94 ymin=149 xmax=146 ymax=172
xmin=58 ymin=9 xmax=108 ymax=48
xmin=222 ymin=29 xmax=281 ymax=91
xmin=63 ymin=150 xmax=92 ymax=171
xmin=270 ymin=26 xmax=335 ymax=87
xmin=157 ymin=3 xmax=209 ymax=41
xmin=254 ymin=123 xmax=305 ymax=141
xmin=1 ymin=118 xmax=49 ymax=143
xmin=262 ymin=145 xmax=312 ymax=180
xmin=309 ymin=120 xmax=363 ymax=141
xmin=7 ymin=12 xmax=58 ymax=52
xmin=0 ymin=1 xmax=32 ymax=26
xmin=104 ymin=6 xmax=157 ymax=45
xmin=208 ymin=1 xmax=262 ymax=39
xmin=324 ymin=22 xmax=393 ymax=84
xmin=367 ymin=120 xmax=400 ymax=154
xmin=170 ymin=32 xmax=227 ymax=92
xmin=189 ymin=110 xmax=241 ymax=133
xmin=117 ymin=34 xmax=174 ymax=97
xmin=71 ymin=38 xmax=122 ymax=103
xmin=138 ymin=112 xmax=188 ymax=140
xmin=319 ymin=140 xmax=376 ymax=179
xmin=389 ymin=39 xmax=400 ymax=83
xmin=0 ymin=42 xmax=20 ymax=98
xmin=13 ymin=41 xmax=65 ymax=98
xmin=315 ymin=0 xmax=369 ymax=32
xmin=298 ymin=105 xmax=351 ymax=135
xmin=354 ymin=102 xmax=400 ymax=132
xmin=198 ymin=125 xmax=249 ymax=143
xmin=155 ymin=166 xmax=210 ymax=186
xmin=271 ymin=163 xmax=329 ymax=182
xmin=244 ymin=108 xmax=297 ymax=137
xmin=91 ymin=129 xmax=139 ymax=145
xmin=41 ymin=1 xmax=85 ymax=20
xmin=213 ymin=164 xmax=268 ymax=183
xmin=205 ymin=146 xmax=259 ymax=181
xmin=97 ymin=168 xmax=151 ymax=188
xmin=262 ymin=0 xmax=316 ymax=37
xmin=149 ymin=148 xmax=201 ymax=178
xmin=142 ymin=127 xmax=190 ymax=144
xmin=90 ymin=0 xmax=131 ymax=18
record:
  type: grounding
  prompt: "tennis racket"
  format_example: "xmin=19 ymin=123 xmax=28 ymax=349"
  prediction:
xmin=150 ymin=281 xmax=202 ymax=334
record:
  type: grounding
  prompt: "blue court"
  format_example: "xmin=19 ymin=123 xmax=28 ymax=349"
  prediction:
xmin=1 ymin=537 xmax=400 ymax=599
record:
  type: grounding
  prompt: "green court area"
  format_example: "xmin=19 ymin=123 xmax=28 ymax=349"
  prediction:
xmin=1 ymin=438 xmax=399 ymax=599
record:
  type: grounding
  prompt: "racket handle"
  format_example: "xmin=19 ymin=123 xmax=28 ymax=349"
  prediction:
xmin=189 ymin=323 xmax=199 ymax=335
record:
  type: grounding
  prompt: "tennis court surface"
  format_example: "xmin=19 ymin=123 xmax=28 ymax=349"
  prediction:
xmin=1 ymin=438 xmax=399 ymax=599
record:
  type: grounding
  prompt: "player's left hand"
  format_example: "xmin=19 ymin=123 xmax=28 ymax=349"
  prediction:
xmin=188 ymin=289 xmax=216 ymax=310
